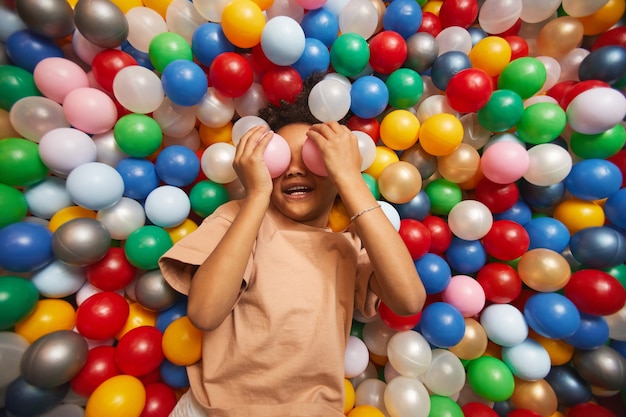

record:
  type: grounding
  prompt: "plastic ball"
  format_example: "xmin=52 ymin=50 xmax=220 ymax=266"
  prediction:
xmin=446 ymin=68 xmax=494 ymax=113
xmin=90 ymin=49 xmax=137 ymax=93
xmin=113 ymin=65 xmax=164 ymax=114
xmin=160 ymin=59 xmax=209 ymax=107
xmin=384 ymin=68 xmax=423 ymax=110
xmin=414 ymin=253 xmax=451 ymax=295
xmin=6 ymin=29 xmax=64 ymax=73
xmin=261 ymin=15 xmax=306 ymax=66
xmin=424 ymin=178 xmax=463 ymax=216
xmin=70 ymin=346 xmax=120 ymax=397
xmin=421 ymin=349 xmax=466 ymax=395
xmin=476 ymin=89 xmax=524 ymax=133
xmin=570 ymin=124 xmax=626 ymax=160
xmin=442 ymin=275 xmax=486 ymax=318
xmin=38 ymin=127 xmax=97 ymax=177
xmin=378 ymin=301 xmax=421 ymax=332
xmin=502 ymin=338 xmax=551 ymax=381
xmin=308 ymin=77 xmax=351 ymax=122
xmin=524 ymin=292 xmax=581 ymax=339
xmin=368 ymin=30 xmax=407 ymax=75
xmin=497 ymin=57 xmax=547 ymax=99
xmin=447 ymin=200 xmax=493 ymax=241
xmin=75 ymin=291 xmax=130 ymax=340
xmin=0 ymin=137 xmax=49 ymax=187
xmin=191 ymin=22 xmax=235 ymax=68
xmin=65 ymin=162 xmax=125 ymax=210
xmin=564 ymin=312 xmax=610 ymax=350
xmin=524 ymin=217 xmax=570 ymax=253
xmin=536 ymin=16 xmax=584 ymax=58
xmin=0 ymin=183 xmax=26 ymax=229
xmin=344 ymin=335 xmax=369 ymax=379
xmin=398 ymin=219 xmax=431 ymax=261
xmin=386 ymin=330 xmax=432 ymax=378
xmin=377 ymin=161 xmax=422 ymax=204
xmin=9 ymin=95 xmax=70 ymax=143
xmin=444 ymin=236 xmax=487 ymax=274
xmin=85 ymin=374 xmax=146 ymax=417
xmin=156 ymin=298 xmax=188 ymax=334
xmin=354 ymin=130 xmax=377 ymax=172
xmin=0 ymin=276 xmax=39 ymax=330
xmin=329 ymin=32 xmax=370 ymax=78
xmin=430 ymin=50 xmax=472 ymax=91
xmin=115 ymin=158 xmax=160 ymax=201
xmin=480 ymin=303 xmax=528 ymax=347
xmin=422 ymin=215 xmax=453 ymax=254
xmin=31 ymin=259 xmax=86 ymax=298
xmin=62 ymin=87 xmax=118 ymax=135
xmin=476 ymin=262 xmax=522 ymax=304
xmin=124 ymin=225 xmax=173 ymax=270
xmin=494 ymin=199 xmax=532 ymax=225
xmin=566 ymin=87 xmax=626 ymax=135
xmin=114 ymin=113 xmax=163 ymax=157
xmin=142 ymin=382 xmax=178 ymax=417
xmin=482 ymin=219 xmax=530 ymax=261
xmin=201 ymin=142 xmax=238 ymax=184
xmin=418 ymin=302 xmax=465 ymax=348
xmin=349 ymin=75 xmax=389 ymax=119
xmin=0 ymin=221 xmax=53 ymax=273
xmin=404 ymin=32 xmax=439 ymax=73
xmin=605 ymin=188 xmax=626 ymax=230
xmin=552 ymin=197 xmax=605 ymax=235
xmin=338 ymin=0 xmax=379 ymax=40
xmin=14 ymin=299 xmax=76 ymax=344
xmin=384 ymin=376 xmax=430 ymax=417
xmin=524 ymin=143 xmax=572 ymax=187
xmin=189 ymin=180 xmax=230 ymax=218
xmin=517 ymin=248 xmax=571 ymax=292
xmin=419 ymin=113 xmax=464 ymax=156
xmin=208 ymin=52 xmax=253 ymax=98
xmin=72 ymin=0 xmax=128 ymax=48
xmin=565 ymin=158 xmax=623 ymax=201
xmin=115 ymin=326 xmax=164 ymax=377
xmin=162 ymin=316 xmax=203 ymax=366
xmin=96 ymin=197 xmax=146 ymax=240
xmin=160 ymin=358 xmax=189 ymax=389
xmin=115 ymin=302 xmax=158 ymax=338
xmin=134 ymin=269 xmax=179 ymax=312
xmin=382 ymin=0 xmax=423 ymax=38
xmin=221 ymin=0 xmax=266 ymax=48
xmin=4 ymin=376 xmax=69 ymax=417
xmin=569 ymin=226 xmax=626 ymax=270
xmin=300 ymin=7 xmax=338 ymax=47
xmin=0 ymin=65 xmax=41 ymax=112
xmin=480 ymin=140 xmax=529 ymax=184
xmin=86 ymin=247 xmax=137 ymax=292
xmin=571 ymin=345 xmax=626 ymax=392
xmin=544 ymin=365 xmax=592 ymax=408
xmin=517 ymin=103 xmax=567 ymax=145
xmin=51 ymin=217 xmax=110 ymax=266
xmin=467 ymin=355 xmax=515 ymax=402
xmin=475 ymin=178 xmax=519 ymax=214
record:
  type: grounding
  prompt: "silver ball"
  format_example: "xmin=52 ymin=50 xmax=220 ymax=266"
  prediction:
xmin=573 ymin=345 xmax=626 ymax=391
xmin=52 ymin=217 xmax=111 ymax=266
xmin=73 ymin=0 xmax=128 ymax=48
xmin=15 ymin=0 xmax=75 ymax=39
xmin=135 ymin=269 xmax=180 ymax=311
xmin=404 ymin=32 xmax=439 ymax=74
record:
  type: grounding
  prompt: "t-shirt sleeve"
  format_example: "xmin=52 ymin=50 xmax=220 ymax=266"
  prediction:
xmin=354 ymin=241 xmax=379 ymax=319
xmin=158 ymin=202 xmax=253 ymax=296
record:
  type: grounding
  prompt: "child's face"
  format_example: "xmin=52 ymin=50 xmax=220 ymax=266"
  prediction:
xmin=270 ymin=123 xmax=338 ymax=228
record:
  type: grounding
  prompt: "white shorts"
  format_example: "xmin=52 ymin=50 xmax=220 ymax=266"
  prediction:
xmin=170 ymin=390 xmax=207 ymax=417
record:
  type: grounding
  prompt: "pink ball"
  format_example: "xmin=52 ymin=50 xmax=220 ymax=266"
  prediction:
xmin=441 ymin=275 xmax=486 ymax=317
xmin=302 ymin=138 xmax=327 ymax=176
xmin=480 ymin=141 xmax=529 ymax=184
xmin=296 ymin=0 xmax=327 ymax=10
xmin=264 ymin=133 xmax=291 ymax=178
xmin=63 ymin=87 xmax=118 ymax=134
xmin=33 ymin=57 xmax=90 ymax=103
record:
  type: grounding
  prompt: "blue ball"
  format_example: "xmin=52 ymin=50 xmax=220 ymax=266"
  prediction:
xmin=5 ymin=377 xmax=69 ymax=417
xmin=565 ymin=159 xmax=623 ymax=201
xmin=393 ymin=190 xmax=431 ymax=220
xmin=524 ymin=216 xmax=570 ymax=253
xmin=414 ymin=253 xmax=451 ymax=294
xmin=349 ymin=75 xmax=389 ymax=119
xmin=518 ymin=179 xmax=566 ymax=209
xmin=564 ymin=313 xmax=610 ymax=350
xmin=160 ymin=359 xmax=189 ymax=389
xmin=430 ymin=50 xmax=472 ymax=91
xmin=610 ymin=339 xmax=626 ymax=360
xmin=468 ymin=27 xmax=488 ymax=46
xmin=524 ymin=292 xmax=580 ymax=339
xmin=116 ymin=157 xmax=160 ymax=201
xmin=383 ymin=0 xmax=423 ymax=39
xmin=300 ymin=7 xmax=339 ymax=48
xmin=155 ymin=145 xmax=200 ymax=187
xmin=161 ymin=59 xmax=209 ymax=106
xmin=0 ymin=222 xmax=53 ymax=273
xmin=292 ymin=38 xmax=331 ymax=80
xmin=444 ymin=237 xmax=486 ymax=274
xmin=605 ymin=187 xmax=626 ymax=230
xmin=493 ymin=199 xmax=532 ymax=225
xmin=121 ymin=40 xmax=154 ymax=70
xmin=156 ymin=298 xmax=188 ymax=333
xmin=569 ymin=226 xmax=626 ymax=269
xmin=578 ymin=45 xmax=626 ymax=86
xmin=5 ymin=29 xmax=63 ymax=72
xmin=417 ymin=302 xmax=465 ymax=348
xmin=191 ymin=22 xmax=235 ymax=67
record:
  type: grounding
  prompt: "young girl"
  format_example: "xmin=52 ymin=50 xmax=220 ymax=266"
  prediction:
xmin=159 ymin=79 xmax=426 ymax=416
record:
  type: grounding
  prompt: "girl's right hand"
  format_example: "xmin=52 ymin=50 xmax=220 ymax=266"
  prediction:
xmin=233 ymin=125 xmax=274 ymax=198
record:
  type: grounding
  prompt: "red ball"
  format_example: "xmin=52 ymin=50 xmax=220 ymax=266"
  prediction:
xmin=568 ymin=403 xmax=617 ymax=417
xmin=559 ymin=79 xmax=611 ymax=110
xmin=504 ymin=35 xmax=529 ymax=60
xmin=545 ymin=80 xmax=577 ymax=104
xmin=476 ymin=262 xmax=522 ymax=304
xmin=91 ymin=49 xmax=138 ymax=92
xmin=461 ymin=402 xmax=498 ymax=417
xmin=86 ymin=247 xmax=138 ymax=291
xmin=378 ymin=301 xmax=422 ymax=331
xmin=474 ymin=178 xmax=519 ymax=214
xmin=510 ymin=288 xmax=536 ymax=312
xmin=209 ymin=52 xmax=254 ymax=98
xmin=115 ymin=326 xmax=164 ymax=377
xmin=346 ymin=115 xmax=380 ymax=142
xmin=418 ymin=12 xmax=442 ymax=37
xmin=141 ymin=382 xmax=178 ymax=417
xmin=482 ymin=220 xmax=530 ymax=261
xmin=398 ymin=219 xmax=432 ymax=260
xmin=607 ymin=149 xmax=626 ymax=188
xmin=262 ymin=66 xmax=303 ymax=106
xmin=592 ymin=26 xmax=626 ymax=51
xmin=438 ymin=0 xmax=479 ymax=29
xmin=421 ymin=215 xmax=452 ymax=254
xmin=489 ymin=18 xmax=522 ymax=37
xmin=506 ymin=410 xmax=541 ymax=417
xmin=564 ymin=269 xmax=626 ymax=316
xmin=446 ymin=68 xmax=493 ymax=113
xmin=251 ymin=44 xmax=278 ymax=77
xmin=368 ymin=30 xmax=408 ymax=74
xmin=75 ymin=291 xmax=130 ymax=340
xmin=70 ymin=346 xmax=120 ymax=397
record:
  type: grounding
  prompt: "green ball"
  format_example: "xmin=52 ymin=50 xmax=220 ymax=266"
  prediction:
xmin=0 ymin=138 xmax=49 ymax=187
xmin=114 ymin=114 xmax=163 ymax=157
xmin=477 ymin=89 xmax=524 ymax=132
xmin=190 ymin=180 xmax=230 ymax=218
xmin=424 ymin=178 xmax=462 ymax=216
xmin=428 ymin=395 xmax=464 ymax=417
xmin=124 ymin=225 xmax=173 ymax=270
xmin=362 ymin=173 xmax=380 ymax=200
xmin=0 ymin=184 xmax=28 ymax=228
xmin=330 ymin=33 xmax=370 ymax=78
xmin=516 ymin=102 xmax=567 ymax=145
xmin=386 ymin=68 xmax=423 ymax=109
xmin=0 ymin=65 xmax=41 ymax=111
xmin=0 ymin=276 xmax=39 ymax=329
xmin=570 ymin=124 xmax=626 ymax=159
xmin=467 ymin=356 xmax=515 ymax=402
xmin=149 ymin=32 xmax=194 ymax=73
xmin=497 ymin=57 xmax=547 ymax=99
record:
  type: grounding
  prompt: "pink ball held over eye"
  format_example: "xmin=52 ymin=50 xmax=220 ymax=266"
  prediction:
xmin=264 ymin=133 xmax=291 ymax=178
xmin=302 ymin=138 xmax=328 ymax=176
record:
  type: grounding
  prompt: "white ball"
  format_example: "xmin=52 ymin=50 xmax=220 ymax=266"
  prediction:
xmin=144 ymin=185 xmax=191 ymax=228
xmin=97 ymin=197 xmax=146 ymax=240
xmin=386 ymin=330 xmax=432 ymax=378
xmin=480 ymin=303 xmax=529 ymax=347
xmin=447 ymin=200 xmax=493 ymax=240
xmin=66 ymin=162 xmax=125 ymax=210
xmin=344 ymin=336 xmax=370 ymax=378
xmin=201 ymin=142 xmax=238 ymax=184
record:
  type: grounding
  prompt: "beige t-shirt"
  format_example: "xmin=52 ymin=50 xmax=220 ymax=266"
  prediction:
xmin=159 ymin=200 xmax=377 ymax=417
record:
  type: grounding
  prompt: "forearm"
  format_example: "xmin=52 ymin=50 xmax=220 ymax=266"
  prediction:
xmin=188 ymin=195 xmax=269 ymax=330
xmin=338 ymin=177 xmax=426 ymax=316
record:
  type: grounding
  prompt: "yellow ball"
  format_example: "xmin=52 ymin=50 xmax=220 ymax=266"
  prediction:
xmin=221 ymin=0 xmax=266 ymax=48
xmin=469 ymin=36 xmax=512 ymax=77
xmin=48 ymin=206 xmax=97 ymax=232
xmin=115 ymin=302 xmax=157 ymax=339
xmin=110 ymin=0 xmax=143 ymax=13
xmin=380 ymin=109 xmax=420 ymax=151
xmin=199 ymin=121 xmax=233 ymax=146
xmin=142 ymin=0 xmax=172 ymax=17
xmin=422 ymin=0 xmax=443 ymax=15
xmin=363 ymin=146 xmax=400 ymax=180
xmin=328 ymin=198 xmax=350 ymax=232
xmin=378 ymin=161 xmax=422 ymax=204
xmin=14 ymin=299 xmax=76 ymax=343
xmin=163 ymin=316 xmax=203 ymax=366
xmin=347 ymin=405 xmax=386 ymax=417
xmin=167 ymin=218 xmax=199 ymax=244
xmin=418 ymin=113 xmax=464 ymax=156
xmin=552 ymin=197 xmax=605 ymax=235
xmin=86 ymin=375 xmax=146 ymax=417
xmin=343 ymin=379 xmax=356 ymax=415
xmin=530 ymin=331 xmax=574 ymax=366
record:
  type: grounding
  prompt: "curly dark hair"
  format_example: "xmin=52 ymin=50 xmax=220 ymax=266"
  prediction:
xmin=258 ymin=71 xmax=351 ymax=131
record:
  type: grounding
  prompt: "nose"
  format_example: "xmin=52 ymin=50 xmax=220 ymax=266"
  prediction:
xmin=283 ymin=146 xmax=307 ymax=177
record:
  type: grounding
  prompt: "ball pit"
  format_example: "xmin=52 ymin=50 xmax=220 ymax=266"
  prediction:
xmin=1 ymin=0 xmax=626 ymax=416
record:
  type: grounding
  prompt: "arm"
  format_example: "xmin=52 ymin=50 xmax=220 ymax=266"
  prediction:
xmin=307 ymin=122 xmax=426 ymax=316
xmin=187 ymin=126 xmax=274 ymax=331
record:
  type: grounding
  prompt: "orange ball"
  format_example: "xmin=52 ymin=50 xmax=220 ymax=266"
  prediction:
xmin=377 ymin=161 xmax=422 ymax=204
xmin=552 ymin=197 xmax=605 ymax=235
xmin=517 ymin=248 xmax=571 ymax=292
xmin=162 ymin=316 xmax=203 ymax=366
xmin=530 ymin=331 xmax=574 ymax=366
xmin=199 ymin=121 xmax=233 ymax=146
xmin=363 ymin=146 xmax=400 ymax=180
xmin=437 ymin=143 xmax=480 ymax=184
xmin=469 ymin=36 xmax=512 ymax=77
xmin=536 ymin=16 xmax=584 ymax=58
xmin=86 ymin=375 xmax=146 ymax=417
xmin=578 ymin=0 xmax=626 ymax=36
xmin=221 ymin=0 xmax=266 ymax=48
xmin=14 ymin=299 xmax=76 ymax=343
xmin=448 ymin=318 xmax=488 ymax=360
xmin=418 ymin=113 xmax=464 ymax=156
xmin=510 ymin=379 xmax=558 ymax=417
xmin=328 ymin=198 xmax=350 ymax=232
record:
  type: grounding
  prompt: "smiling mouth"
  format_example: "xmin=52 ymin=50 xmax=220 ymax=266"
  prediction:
xmin=284 ymin=185 xmax=313 ymax=196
